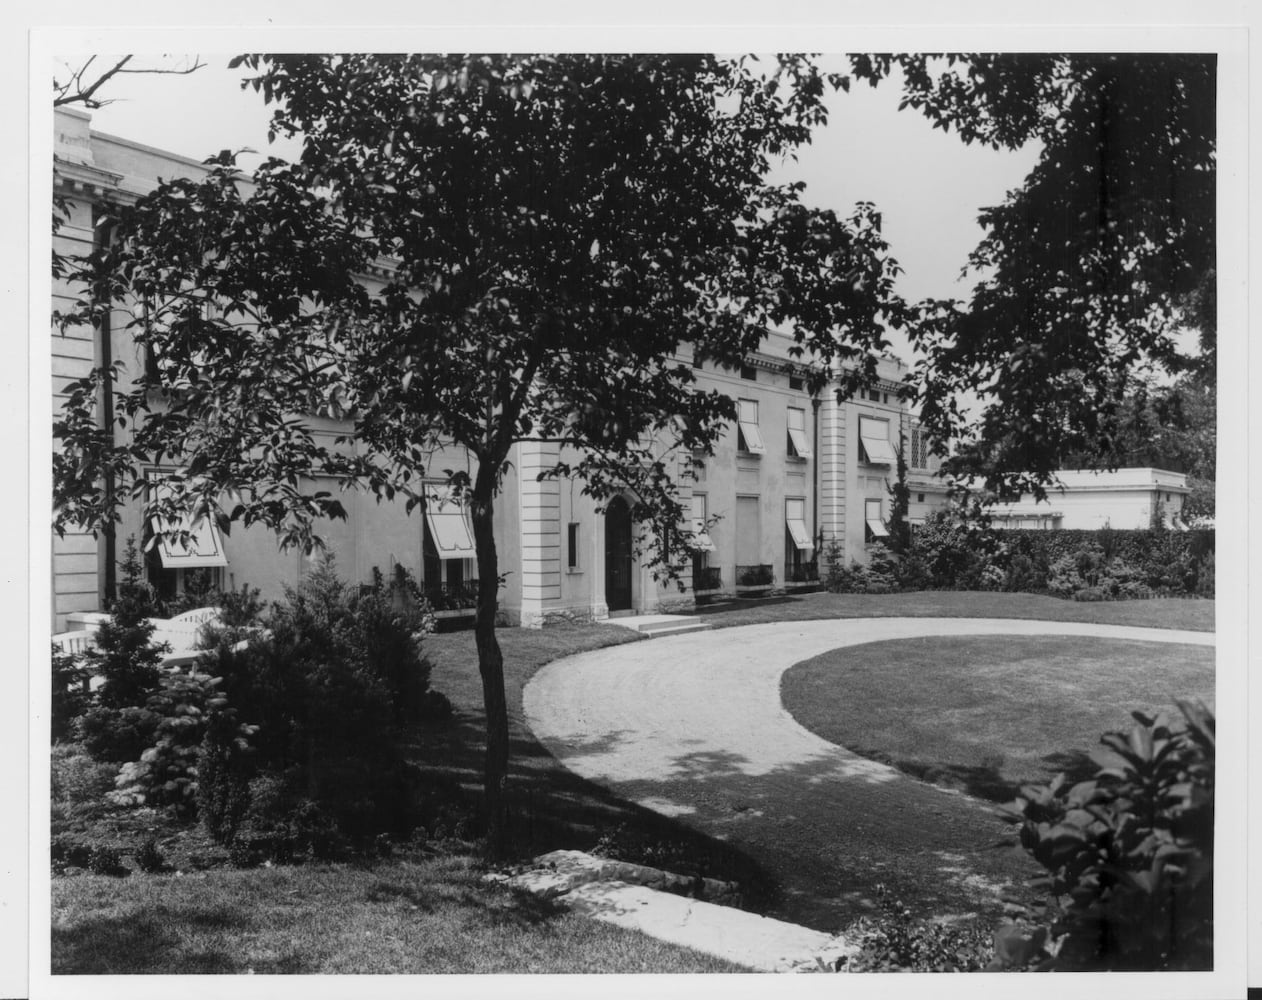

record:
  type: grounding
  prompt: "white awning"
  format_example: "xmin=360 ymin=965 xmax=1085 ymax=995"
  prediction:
xmin=786 ymin=517 xmax=812 ymax=552
xmin=866 ymin=518 xmax=890 ymax=538
xmin=158 ymin=517 xmax=229 ymax=569
xmin=690 ymin=518 xmax=716 ymax=552
xmin=787 ymin=408 xmax=812 ymax=458
xmin=737 ymin=399 xmax=766 ymax=454
xmin=785 ymin=498 xmax=812 ymax=552
xmin=425 ymin=488 xmax=476 ymax=559
xmin=148 ymin=477 xmax=229 ymax=569
xmin=858 ymin=416 xmax=897 ymax=465
xmin=787 ymin=425 xmax=812 ymax=458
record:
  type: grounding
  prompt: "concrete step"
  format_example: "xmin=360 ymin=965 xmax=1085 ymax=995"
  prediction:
xmin=635 ymin=621 xmax=712 ymax=637
xmin=604 ymin=614 xmax=712 ymax=637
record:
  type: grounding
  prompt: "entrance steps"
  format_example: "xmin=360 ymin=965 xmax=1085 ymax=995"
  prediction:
xmin=603 ymin=613 xmax=712 ymax=638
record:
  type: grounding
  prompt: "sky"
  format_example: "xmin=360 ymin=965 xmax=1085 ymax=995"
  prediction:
xmin=72 ymin=53 xmax=1042 ymax=366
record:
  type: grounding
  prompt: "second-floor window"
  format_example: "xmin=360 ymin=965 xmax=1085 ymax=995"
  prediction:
xmin=786 ymin=406 xmax=812 ymax=459
xmin=858 ymin=415 xmax=897 ymax=466
xmin=736 ymin=398 xmax=766 ymax=454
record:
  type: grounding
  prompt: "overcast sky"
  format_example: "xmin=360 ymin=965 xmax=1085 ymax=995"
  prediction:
xmin=73 ymin=52 xmax=1041 ymax=367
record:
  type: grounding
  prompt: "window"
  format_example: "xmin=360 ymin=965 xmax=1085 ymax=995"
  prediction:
xmin=739 ymin=362 xmax=757 ymax=381
xmin=867 ymin=388 xmax=881 ymax=403
xmin=858 ymin=416 xmax=897 ymax=465
xmin=145 ymin=473 xmax=229 ymax=571
xmin=423 ymin=486 xmax=476 ymax=559
xmin=786 ymin=406 xmax=812 ymax=459
xmin=567 ymin=523 xmax=580 ymax=570
xmin=143 ymin=472 xmax=229 ymax=603
xmin=690 ymin=493 xmax=715 ymax=552
xmin=865 ymin=498 xmax=889 ymax=542
xmin=911 ymin=426 xmax=930 ymax=469
xmin=917 ymin=492 xmax=926 ymax=504
xmin=785 ymin=498 xmax=811 ymax=552
xmin=736 ymin=399 xmax=765 ymax=454
xmin=789 ymin=375 xmax=804 ymax=392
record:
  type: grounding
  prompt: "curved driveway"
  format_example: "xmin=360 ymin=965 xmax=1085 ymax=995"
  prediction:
xmin=524 ymin=617 xmax=1213 ymax=929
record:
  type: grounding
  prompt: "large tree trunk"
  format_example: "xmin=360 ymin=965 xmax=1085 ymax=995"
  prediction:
xmin=470 ymin=487 xmax=510 ymax=859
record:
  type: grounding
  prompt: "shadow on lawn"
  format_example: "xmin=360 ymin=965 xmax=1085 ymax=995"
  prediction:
xmin=858 ymin=747 xmax=1100 ymax=805
xmin=408 ymin=708 xmax=777 ymax=912
xmin=52 ymin=906 xmax=274 ymax=974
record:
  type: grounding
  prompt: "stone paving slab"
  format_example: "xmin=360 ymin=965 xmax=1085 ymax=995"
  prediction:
xmin=491 ymin=850 xmax=856 ymax=973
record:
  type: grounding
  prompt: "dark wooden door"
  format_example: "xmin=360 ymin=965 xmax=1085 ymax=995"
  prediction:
xmin=605 ymin=496 xmax=633 ymax=611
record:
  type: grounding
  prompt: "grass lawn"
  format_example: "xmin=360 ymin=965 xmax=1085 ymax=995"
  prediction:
xmin=52 ymin=853 xmax=750 ymax=974
xmin=690 ymin=589 xmax=1214 ymax=633
xmin=781 ymin=635 xmax=1214 ymax=801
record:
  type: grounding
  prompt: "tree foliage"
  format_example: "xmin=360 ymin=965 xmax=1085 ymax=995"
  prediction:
xmin=851 ymin=54 xmax=1215 ymax=495
xmin=54 ymin=53 xmax=908 ymax=854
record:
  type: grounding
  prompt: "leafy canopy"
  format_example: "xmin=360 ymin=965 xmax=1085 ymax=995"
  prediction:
xmin=852 ymin=54 xmax=1215 ymax=494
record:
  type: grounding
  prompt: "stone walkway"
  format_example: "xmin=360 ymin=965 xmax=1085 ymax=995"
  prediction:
xmin=524 ymin=617 xmax=1213 ymax=930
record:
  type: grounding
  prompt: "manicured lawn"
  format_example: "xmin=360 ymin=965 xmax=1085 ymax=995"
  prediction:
xmin=52 ymin=853 xmax=750 ymax=974
xmin=781 ymin=635 xmax=1214 ymax=801
xmin=690 ymin=589 xmax=1214 ymax=633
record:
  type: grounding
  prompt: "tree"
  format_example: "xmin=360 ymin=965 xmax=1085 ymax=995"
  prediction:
xmin=53 ymin=55 xmax=205 ymax=109
xmin=54 ymin=53 xmax=908 ymax=856
xmin=886 ymin=440 xmax=911 ymax=554
xmin=850 ymin=54 xmax=1215 ymax=496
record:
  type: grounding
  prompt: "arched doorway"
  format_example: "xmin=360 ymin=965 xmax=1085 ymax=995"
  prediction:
xmin=605 ymin=496 xmax=634 ymax=612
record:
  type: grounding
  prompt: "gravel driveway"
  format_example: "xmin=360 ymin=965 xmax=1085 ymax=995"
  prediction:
xmin=523 ymin=617 xmax=1213 ymax=931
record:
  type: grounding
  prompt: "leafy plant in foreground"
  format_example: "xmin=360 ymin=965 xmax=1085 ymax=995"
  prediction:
xmin=996 ymin=701 xmax=1214 ymax=971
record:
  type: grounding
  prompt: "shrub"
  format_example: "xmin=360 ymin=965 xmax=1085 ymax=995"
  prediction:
xmin=87 ymin=844 xmax=127 ymax=876
xmin=164 ymin=567 xmax=220 ymax=617
xmin=107 ymin=672 xmax=214 ymax=816
xmin=50 ymin=744 xmax=118 ymax=820
xmin=51 ymin=834 xmax=92 ymax=871
xmin=1003 ymin=553 xmax=1043 ymax=593
xmin=196 ymin=724 xmax=255 ymax=845
xmin=1194 ymin=551 xmax=1215 ymax=598
xmin=108 ymin=670 xmax=256 ymax=820
xmin=203 ymin=562 xmax=437 ymax=845
xmin=1003 ymin=527 xmax=1213 ymax=599
xmin=75 ymin=706 xmax=161 ymax=763
xmin=133 ymin=837 xmax=165 ymax=873
xmin=218 ymin=582 xmax=265 ymax=629
xmin=84 ymin=538 xmax=169 ymax=709
xmin=736 ymin=564 xmax=774 ymax=587
xmin=996 ymin=701 xmax=1214 ymax=971
xmin=839 ymin=885 xmax=996 ymax=972
xmin=51 ymin=646 xmax=91 ymax=743
xmin=907 ymin=503 xmax=1006 ymax=590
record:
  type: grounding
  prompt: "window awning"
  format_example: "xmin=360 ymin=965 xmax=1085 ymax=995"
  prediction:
xmin=787 ymin=425 xmax=812 ymax=459
xmin=858 ymin=417 xmax=897 ymax=465
xmin=787 ymin=409 xmax=813 ymax=458
xmin=866 ymin=518 xmax=890 ymax=538
xmin=738 ymin=420 xmax=765 ymax=454
xmin=425 ymin=487 xmax=476 ymax=560
xmin=690 ymin=518 xmax=716 ymax=552
xmin=147 ymin=476 xmax=229 ymax=569
xmin=737 ymin=399 xmax=766 ymax=454
xmin=786 ymin=517 xmax=812 ymax=552
xmin=157 ymin=515 xmax=229 ymax=569
xmin=785 ymin=498 xmax=812 ymax=552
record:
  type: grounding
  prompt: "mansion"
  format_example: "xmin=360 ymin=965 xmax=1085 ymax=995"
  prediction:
xmin=52 ymin=107 xmax=948 ymax=630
